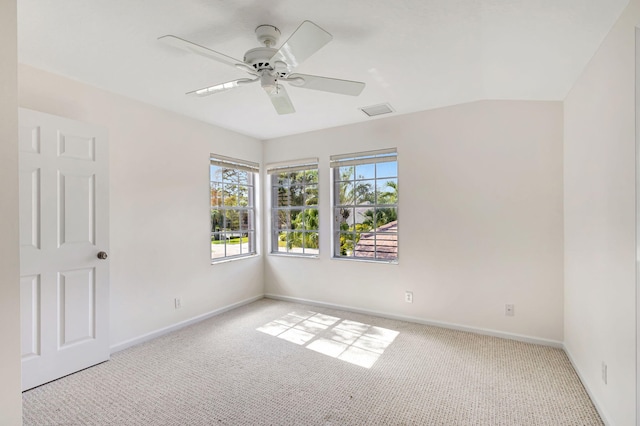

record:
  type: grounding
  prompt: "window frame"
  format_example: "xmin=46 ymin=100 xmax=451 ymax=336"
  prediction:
xmin=330 ymin=148 xmax=398 ymax=263
xmin=210 ymin=154 xmax=259 ymax=263
xmin=267 ymin=159 xmax=320 ymax=257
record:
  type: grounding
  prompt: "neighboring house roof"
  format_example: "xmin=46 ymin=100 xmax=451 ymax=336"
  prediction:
xmin=353 ymin=221 xmax=397 ymax=260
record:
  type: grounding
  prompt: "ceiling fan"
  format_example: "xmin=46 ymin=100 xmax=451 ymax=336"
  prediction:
xmin=159 ymin=21 xmax=366 ymax=115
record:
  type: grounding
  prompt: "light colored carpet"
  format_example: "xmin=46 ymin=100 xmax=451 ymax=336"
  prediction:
xmin=23 ymin=298 xmax=603 ymax=425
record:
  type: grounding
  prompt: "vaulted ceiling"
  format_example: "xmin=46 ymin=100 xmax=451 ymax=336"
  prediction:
xmin=18 ymin=0 xmax=629 ymax=139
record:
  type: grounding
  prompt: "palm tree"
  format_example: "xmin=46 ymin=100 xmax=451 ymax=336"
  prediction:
xmin=379 ymin=180 xmax=398 ymax=204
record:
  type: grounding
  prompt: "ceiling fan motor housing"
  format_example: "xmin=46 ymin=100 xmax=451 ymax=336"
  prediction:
xmin=243 ymin=47 xmax=287 ymax=77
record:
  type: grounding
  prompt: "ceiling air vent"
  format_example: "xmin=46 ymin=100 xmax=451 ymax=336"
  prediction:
xmin=360 ymin=103 xmax=394 ymax=117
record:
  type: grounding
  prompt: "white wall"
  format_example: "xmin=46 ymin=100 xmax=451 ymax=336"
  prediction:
xmin=263 ymin=100 xmax=564 ymax=343
xmin=18 ymin=64 xmax=264 ymax=348
xmin=564 ymin=0 xmax=639 ymax=424
xmin=0 ymin=1 xmax=23 ymax=424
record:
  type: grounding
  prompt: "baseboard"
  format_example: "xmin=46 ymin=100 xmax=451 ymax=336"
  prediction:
xmin=264 ymin=293 xmax=563 ymax=348
xmin=110 ymin=294 xmax=264 ymax=353
xmin=563 ymin=345 xmax=612 ymax=425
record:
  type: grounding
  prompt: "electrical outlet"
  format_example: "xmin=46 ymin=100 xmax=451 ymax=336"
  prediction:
xmin=602 ymin=362 xmax=607 ymax=385
xmin=505 ymin=304 xmax=514 ymax=316
xmin=405 ymin=291 xmax=413 ymax=303
xmin=174 ymin=298 xmax=182 ymax=309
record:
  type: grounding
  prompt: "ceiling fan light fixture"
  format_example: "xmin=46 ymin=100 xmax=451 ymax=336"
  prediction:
xmin=360 ymin=103 xmax=395 ymax=117
xmin=260 ymin=72 xmax=278 ymax=94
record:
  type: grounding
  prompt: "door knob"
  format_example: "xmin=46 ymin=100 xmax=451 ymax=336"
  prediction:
xmin=97 ymin=251 xmax=108 ymax=260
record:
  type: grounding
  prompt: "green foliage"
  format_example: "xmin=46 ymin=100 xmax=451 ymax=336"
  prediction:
xmin=362 ymin=207 xmax=397 ymax=229
xmin=339 ymin=224 xmax=372 ymax=256
xmin=337 ymin=179 xmax=398 ymax=255
xmin=275 ymin=169 xmax=319 ymax=252
xmin=278 ymin=209 xmax=319 ymax=250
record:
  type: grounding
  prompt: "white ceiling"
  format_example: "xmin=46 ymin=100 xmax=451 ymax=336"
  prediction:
xmin=18 ymin=0 xmax=629 ymax=140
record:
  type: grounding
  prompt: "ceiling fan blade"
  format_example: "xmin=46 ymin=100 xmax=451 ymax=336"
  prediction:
xmin=158 ymin=35 xmax=244 ymax=68
xmin=286 ymin=73 xmax=365 ymax=96
xmin=187 ymin=78 xmax=257 ymax=97
xmin=266 ymin=85 xmax=295 ymax=115
xmin=270 ymin=21 xmax=332 ymax=71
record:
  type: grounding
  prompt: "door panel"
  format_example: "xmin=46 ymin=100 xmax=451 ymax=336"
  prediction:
xmin=58 ymin=171 xmax=96 ymax=246
xmin=19 ymin=167 xmax=41 ymax=250
xmin=59 ymin=268 xmax=96 ymax=347
xmin=19 ymin=108 xmax=109 ymax=391
xmin=20 ymin=275 xmax=41 ymax=360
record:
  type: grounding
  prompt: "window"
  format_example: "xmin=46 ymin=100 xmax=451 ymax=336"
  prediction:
xmin=268 ymin=159 xmax=319 ymax=256
xmin=331 ymin=149 xmax=398 ymax=261
xmin=210 ymin=155 xmax=258 ymax=261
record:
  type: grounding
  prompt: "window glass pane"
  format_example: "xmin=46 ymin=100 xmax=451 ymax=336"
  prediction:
xmin=210 ymin=183 xmax=222 ymax=207
xmin=211 ymin=237 xmax=226 ymax=259
xmin=225 ymin=210 xmax=241 ymax=231
xmin=289 ymin=231 xmax=305 ymax=252
xmin=283 ymin=231 xmax=297 ymax=252
xmin=237 ymin=169 xmax=249 ymax=185
xmin=289 ymin=185 xmax=305 ymax=206
xmin=280 ymin=172 xmax=291 ymax=187
xmin=290 ymin=209 xmax=304 ymax=229
xmin=275 ymin=186 xmax=289 ymax=207
xmin=276 ymin=210 xmax=290 ymax=230
xmin=222 ymin=183 xmax=236 ymax=206
xmin=354 ymin=206 xmax=370 ymax=229
xmin=210 ymin=164 xmax=223 ymax=182
xmin=375 ymin=231 xmax=398 ymax=260
xmin=270 ymin=165 xmax=319 ymax=256
xmin=337 ymin=181 xmax=354 ymax=205
xmin=290 ymin=171 xmax=305 ymax=185
xmin=331 ymin=150 xmax=397 ymax=262
xmin=237 ymin=185 xmax=249 ymax=207
xmin=353 ymin=229 xmax=375 ymax=258
xmin=336 ymin=207 xmax=354 ymax=228
xmin=338 ymin=165 xmax=354 ymax=181
xmin=376 ymin=179 xmax=398 ymax=205
xmin=303 ymin=232 xmax=320 ymax=255
xmin=303 ymin=208 xmax=319 ymax=231
xmin=339 ymin=232 xmax=356 ymax=257
xmin=221 ymin=168 xmax=238 ymax=183
xmin=305 ymin=169 xmax=318 ymax=185
xmin=355 ymin=163 xmax=375 ymax=180
xmin=376 ymin=161 xmax=397 ymax=179
xmin=211 ymin=209 xmax=223 ymax=232
xmin=223 ymin=233 xmax=247 ymax=257
xmin=210 ymin=155 xmax=256 ymax=262
xmin=305 ymin=185 xmax=318 ymax=206
xmin=354 ymin=180 xmax=375 ymax=205
xmin=239 ymin=211 xmax=249 ymax=231
xmin=275 ymin=231 xmax=288 ymax=253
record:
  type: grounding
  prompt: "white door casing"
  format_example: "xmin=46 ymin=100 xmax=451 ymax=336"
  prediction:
xmin=19 ymin=108 xmax=110 ymax=391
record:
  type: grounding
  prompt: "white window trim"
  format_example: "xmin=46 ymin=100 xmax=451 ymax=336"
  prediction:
xmin=267 ymin=159 xmax=320 ymax=257
xmin=330 ymin=148 xmax=398 ymax=263
xmin=210 ymin=154 xmax=259 ymax=263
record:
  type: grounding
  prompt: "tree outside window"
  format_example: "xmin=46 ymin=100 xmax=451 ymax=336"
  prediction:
xmin=269 ymin=162 xmax=319 ymax=256
xmin=210 ymin=156 xmax=258 ymax=261
xmin=331 ymin=150 xmax=398 ymax=261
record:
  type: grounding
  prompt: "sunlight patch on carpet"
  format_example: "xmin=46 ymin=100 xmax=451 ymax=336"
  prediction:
xmin=257 ymin=311 xmax=399 ymax=368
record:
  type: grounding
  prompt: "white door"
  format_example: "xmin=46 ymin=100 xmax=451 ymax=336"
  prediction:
xmin=19 ymin=108 xmax=110 ymax=391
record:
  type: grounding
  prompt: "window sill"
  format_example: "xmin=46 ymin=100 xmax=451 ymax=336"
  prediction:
xmin=331 ymin=256 xmax=398 ymax=265
xmin=211 ymin=253 xmax=260 ymax=265
xmin=268 ymin=253 xmax=320 ymax=260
